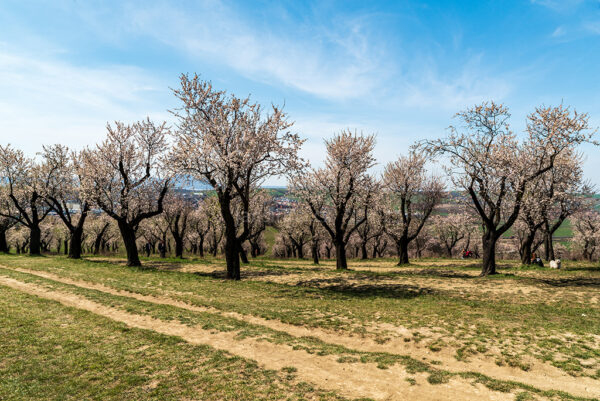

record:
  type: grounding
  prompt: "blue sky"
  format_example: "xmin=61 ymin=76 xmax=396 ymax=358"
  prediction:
xmin=1 ymin=0 xmax=599 ymax=185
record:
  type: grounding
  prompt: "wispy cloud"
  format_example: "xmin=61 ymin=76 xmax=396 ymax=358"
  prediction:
xmin=124 ymin=2 xmax=387 ymax=100
xmin=583 ymin=20 xmax=600 ymax=34
xmin=0 ymin=45 xmax=168 ymax=154
xmin=531 ymin=0 xmax=585 ymax=12
xmin=551 ymin=25 xmax=567 ymax=37
xmin=395 ymin=55 xmax=513 ymax=112
xmin=120 ymin=2 xmax=513 ymax=112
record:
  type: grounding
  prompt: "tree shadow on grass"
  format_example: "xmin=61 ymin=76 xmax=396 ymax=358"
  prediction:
xmin=378 ymin=268 xmax=475 ymax=280
xmin=193 ymin=268 xmax=302 ymax=280
xmin=562 ymin=266 xmax=600 ymax=272
xmin=294 ymin=276 xmax=436 ymax=299
xmin=525 ymin=276 xmax=600 ymax=289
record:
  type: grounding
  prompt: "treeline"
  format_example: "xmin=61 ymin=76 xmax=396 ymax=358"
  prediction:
xmin=0 ymin=73 xmax=597 ymax=278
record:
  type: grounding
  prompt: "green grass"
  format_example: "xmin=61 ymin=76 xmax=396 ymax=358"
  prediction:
xmin=0 ymin=253 xmax=599 ymax=399
xmin=263 ymin=225 xmax=279 ymax=256
xmin=0 ymin=285 xmax=347 ymax=401
xmin=554 ymin=219 xmax=574 ymax=238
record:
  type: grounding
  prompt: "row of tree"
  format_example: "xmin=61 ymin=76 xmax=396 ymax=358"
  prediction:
xmin=0 ymin=73 xmax=595 ymax=278
xmin=4 ymin=191 xmax=600 ymax=261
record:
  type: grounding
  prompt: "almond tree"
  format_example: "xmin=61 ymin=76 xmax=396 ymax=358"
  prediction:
xmin=86 ymin=214 xmax=113 ymax=255
xmin=272 ymin=233 xmax=293 ymax=258
xmin=430 ymin=211 xmax=475 ymax=257
xmin=540 ymin=154 xmax=592 ymax=261
xmin=79 ymin=118 xmax=172 ymax=267
xmin=0 ymin=202 xmax=18 ymax=253
xmin=517 ymin=150 xmax=591 ymax=264
xmin=245 ymin=190 xmax=273 ymax=258
xmin=571 ymin=210 xmax=600 ymax=261
xmin=163 ymin=193 xmax=194 ymax=259
xmin=40 ymin=145 xmax=90 ymax=259
xmin=423 ymin=102 xmax=594 ymax=276
xmin=292 ymin=131 xmax=377 ymax=270
xmin=279 ymin=206 xmax=312 ymax=259
xmin=171 ymin=74 xmax=304 ymax=280
xmin=188 ymin=200 xmax=211 ymax=257
xmin=203 ymin=197 xmax=224 ymax=257
xmin=380 ymin=150 xmax=444 ymax=265
xmin=0 ymin=145 xmax=52 ymax=255
xmin=7 ymin=224 xmax=29 ymax=254
xmin=306 ymin=208 xmax=325 ymax=264
xmin=138 ymin=217 xmax=164 ymax=255
xmin=514 ymin=175 xmax=551 ymax=264
xmin=370 ymin=220 xmax=388 ymax=258
xmin=354 ymin=192 xmax=383 ymax=260
xmin=413 ymin=224 xmax=435 ymax=259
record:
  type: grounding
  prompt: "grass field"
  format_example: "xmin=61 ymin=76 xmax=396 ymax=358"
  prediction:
xmin=0 ymin=254 xmax=599 ymax=400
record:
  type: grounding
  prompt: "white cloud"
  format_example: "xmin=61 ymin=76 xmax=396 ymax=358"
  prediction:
xmin=120 ymin=2 xmax=514 ymax=113
xmin=0 ymin=46 xmax=169 ymax=155
xmin=0 ymin=0 xmax=518 ymax=183
xmin=125 ymin=2 xmax=386 ymax=100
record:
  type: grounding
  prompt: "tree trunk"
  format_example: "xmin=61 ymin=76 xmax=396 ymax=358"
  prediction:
xmin=224 ymin=232 xmax=240 ymax=279
xmin=311 ymin=240 xmax=319 ymax=264
xmin=0 ymin=230 xmax=8 ymax=253
xmin=174 ymin=234 xmax=184 ymax=258
xmin=239 ymin=244 xmax=249 ymax=264
xmin=117 ymin=220 xmax=141 ymax=267
xmin=544 ymin=232 xmax=555 ymax=261
xmin=297 ymin=243 xmax=304 ymax=259
xmin=198 ymin=237 xmax=205 ymax=257
xmin=335 ymin=239 xmax=348 ymax=270
xmin=360 ymin=241 xmax=368 ymax=260
xmin=68 ymin=225 xmax=84 ymax=259
xmin=93 ymin=223 xmax=109 ymax=255
xmin=29 ymin=225 xmax=41 ymax=255
xmin=520 ymin=234 xmax=534 ymax=265
xmin=445 ymin=244 xmax=453 ymax=258
xmin=481 ymin=232 xmax=498 ymax=276
xmin=396 ymin=237 xmax=409 ymax=266
xmin=93 ymin=237 xmax=102 ymax=255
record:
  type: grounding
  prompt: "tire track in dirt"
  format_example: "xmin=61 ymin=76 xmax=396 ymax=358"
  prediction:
xmin=0 ymin=275 xmax=513 ymax=401
xmin=3 ymin=266 xmax=600 ymax=399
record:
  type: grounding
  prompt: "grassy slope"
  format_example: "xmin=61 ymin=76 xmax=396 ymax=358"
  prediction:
xmin=0 ymin=283 xmax=346 ymax=401
xmin=0 ymin=254 xmax=598 ymax=384
xmin=263 ymin=225 xmax=279 ymax=256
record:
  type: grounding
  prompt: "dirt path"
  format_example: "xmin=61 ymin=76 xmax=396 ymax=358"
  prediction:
xmin=0 ymin=275 xmax=517 ymax=401
xmin=3 ymin=266 xmax=600 ymax=399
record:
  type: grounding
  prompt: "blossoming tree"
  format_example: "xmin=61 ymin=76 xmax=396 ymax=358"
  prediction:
xmin=424 ymin=102 xmax=594 ymax=275
xmin=170 ymin=74 xmax=304 ymax=280
xmin=79 ymin=118 xmax=172 ymax=266
xmin=292 ymin=131 xmax=377 ymax=270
